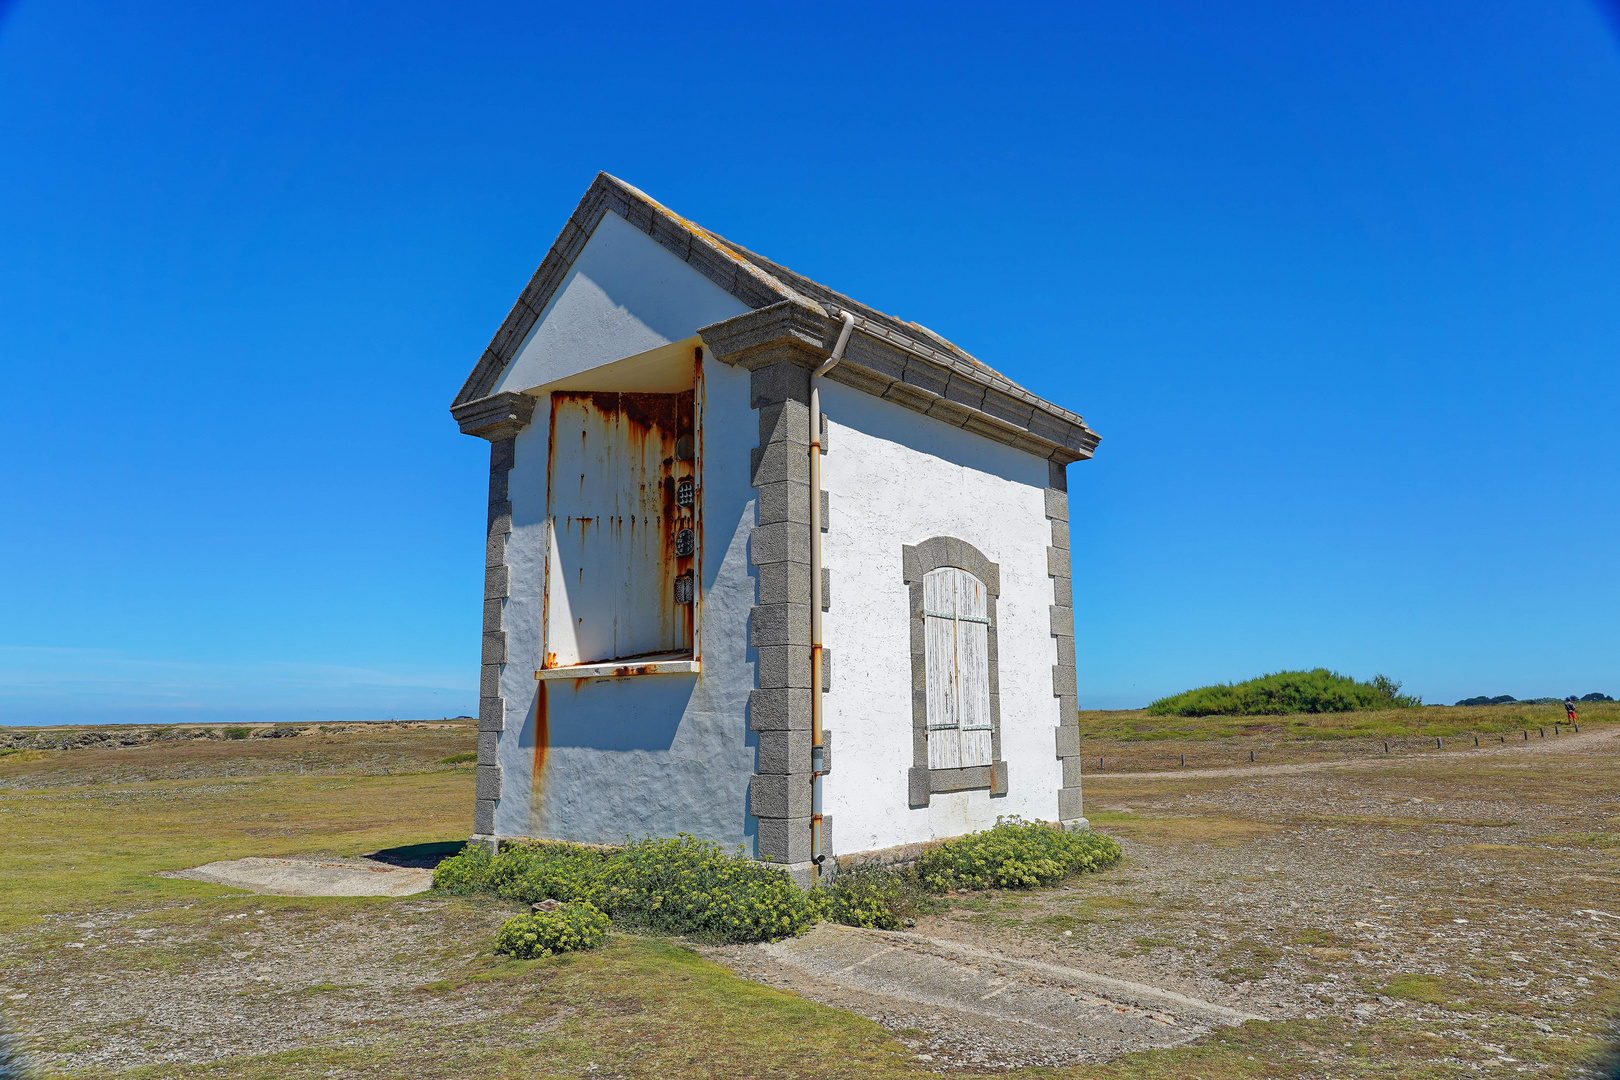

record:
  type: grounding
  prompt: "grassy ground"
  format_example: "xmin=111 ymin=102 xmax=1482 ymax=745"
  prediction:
xmin=1 ymin=721 xmax=1616 ymax=1077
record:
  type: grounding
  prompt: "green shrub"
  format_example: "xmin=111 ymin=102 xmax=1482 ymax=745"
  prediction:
xmin=1147 ymin=669 xmax=1421 ymax=717
xmin=493 ymin=901 xmax=609 ymax=959
xmin=222 ymin=726 xmax=250 ymax=740
xmin=430 ymin=843 xmax=491 ymax=894
xmin=486 ymin=843 xmax=609 ymax=906
xmin=434 ymin=836 xmax=814 ymax=944
xmin=437 ymin=752 xmax=477 ymax=765
xmin=916 ymin=817 xmax=1121 ymax=891
xmin=598 ymin=835 xmax=816 ymax=942
xmin=815 ymin=866 xmax=921 ymax=930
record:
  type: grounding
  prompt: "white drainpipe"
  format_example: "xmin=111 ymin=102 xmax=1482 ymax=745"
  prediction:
xmin=810 ymin=309 xmax=855 ymax=869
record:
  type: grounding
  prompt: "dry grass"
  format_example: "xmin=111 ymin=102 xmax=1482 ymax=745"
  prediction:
xmin=1087 ymin=811 xmax=1280 ymax=845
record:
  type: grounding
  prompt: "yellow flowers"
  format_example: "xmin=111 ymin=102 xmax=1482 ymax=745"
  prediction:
xmin=494 ymin=902 xmax=609 ymax=959
xmin=916 ymin=817 xmax=1121 ymax=891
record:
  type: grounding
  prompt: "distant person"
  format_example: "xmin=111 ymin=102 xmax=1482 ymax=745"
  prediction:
xmin=1565 ymin=696 xmax=1578 ymax=723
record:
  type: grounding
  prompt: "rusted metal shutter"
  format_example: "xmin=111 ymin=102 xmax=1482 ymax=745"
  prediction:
xmin=544 ymin=391 xmax=696 ymax=667
xmin=924 ymin=566 xmax=992 ymax=769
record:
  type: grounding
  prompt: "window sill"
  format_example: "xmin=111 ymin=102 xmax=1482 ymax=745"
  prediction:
xmin=535 ymin=655 xmax=699 ymax=681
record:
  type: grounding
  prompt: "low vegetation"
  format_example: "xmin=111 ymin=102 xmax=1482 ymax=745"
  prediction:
xmin=1457 ymin=691 xmax=1611 ymax=706
xmin=1079 ymin=698 xmax=1618 ymax=749
xmin=1147 ymin=669 xmax=1419 ymax=717
xmin=435 ymin=818 xmax=1121 ymax=948
xmin=494 ymin=901 xmax=610 ymax=958
xmin=917 ymin=816 xmax=1122 ymax=890
xmin=436 ymin=835 xmax=821 ymax=942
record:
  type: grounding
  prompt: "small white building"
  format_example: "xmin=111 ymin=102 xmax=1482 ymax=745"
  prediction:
xmin=450 ymin=174 xmax=1100 ymax=873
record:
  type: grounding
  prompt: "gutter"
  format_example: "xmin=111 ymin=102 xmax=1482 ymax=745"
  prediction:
xmin=809 ymin=310 xmax=855 ymax=871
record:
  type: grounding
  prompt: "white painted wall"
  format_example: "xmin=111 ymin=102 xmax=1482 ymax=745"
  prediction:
xmin=491 ymin=356 xmax=759 ymax=848
xmin=818 ymin=382 xmax=1064 ymax=855
xmin=493 ymin=211 xmax=749 ymax=395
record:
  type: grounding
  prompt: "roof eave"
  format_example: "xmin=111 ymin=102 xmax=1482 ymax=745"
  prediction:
xmin=699 ymin=303 xmax=1099 ymax=465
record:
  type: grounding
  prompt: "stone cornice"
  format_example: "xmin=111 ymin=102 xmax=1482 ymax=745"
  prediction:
xmin=694 ymin=301 xmax=829 ymax=373
xmin=452 ymin=391 xmax=538 ymax=441
xmin=700 ymin=307 xmax=1099 ymax=464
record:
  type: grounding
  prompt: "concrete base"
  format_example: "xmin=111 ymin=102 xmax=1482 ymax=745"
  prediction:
xmin=731 ymin=923 xmax=1264 ymax=1063
xmin=163 ymin=857 xmax=433 ymax=897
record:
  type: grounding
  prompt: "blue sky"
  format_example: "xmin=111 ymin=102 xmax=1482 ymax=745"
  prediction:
xmin=1 ymin=1 xmax=1617 ymax=723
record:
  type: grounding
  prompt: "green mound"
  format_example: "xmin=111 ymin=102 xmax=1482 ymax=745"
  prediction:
xmin=1147 ymin=669 xmax=1419 ymax=717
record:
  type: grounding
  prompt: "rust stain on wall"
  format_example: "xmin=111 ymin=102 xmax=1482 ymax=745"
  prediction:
xmin=544 ymin=389 xmax=697 ymax=666
xmin=531 ymin=683 xmax=550 ymax=801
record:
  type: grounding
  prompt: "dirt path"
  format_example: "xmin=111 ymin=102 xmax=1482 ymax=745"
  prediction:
xmin=1090 ymin=722 xmax=1616 ymax=782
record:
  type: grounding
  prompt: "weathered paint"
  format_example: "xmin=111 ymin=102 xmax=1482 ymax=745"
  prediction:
xmin=819 ymin=380 xmax=1063 ymax=853
xmin=492 ymin=210 xmax=749 ymax=395
xmin=543 ymin=390 xmax=696 ymax=666
xmin=923 ymin=567 xmax=993 ymax=770
xmin=492 ymin=352 xmax=758 ymax=848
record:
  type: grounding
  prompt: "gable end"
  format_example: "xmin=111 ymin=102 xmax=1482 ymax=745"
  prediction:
xmin=452 ymin=174 xmax=823 ymax=408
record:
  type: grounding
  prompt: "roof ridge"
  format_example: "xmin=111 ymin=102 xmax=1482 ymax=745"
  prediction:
xmin=451 ymin=174 xmax=1098 ymax=459
xmin=704 ymin=235 xmax=1092 ymax=430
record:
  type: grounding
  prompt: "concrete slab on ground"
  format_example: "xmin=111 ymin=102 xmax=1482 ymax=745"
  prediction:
xmin=162 ymin=856 xmax=433 ymax=897
xmin=716 ymin=923 xmax=1266 ymax=1068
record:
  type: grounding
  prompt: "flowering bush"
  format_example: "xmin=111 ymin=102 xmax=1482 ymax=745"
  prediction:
xmin=438 ymin=821 xmax=1119 ymax=948
xmin=431 ymin=840 xmax=608 ymax=904
xmin=431 ymin=843 xmax=491 ymax=894
xmin=599 ymin=835 xmax=817 ymax=942
xmin=485 ymin=843 xmax=608 ymax=906
xmin=435 ymin=836 xmax=816 ymax=943
xmin=813 ymin=866 xmax=916 ymax=930
xmin=493 ymin=901 xmax=609 ymax=959
xmin=916 ymin=817 xmax=1121 ymax=891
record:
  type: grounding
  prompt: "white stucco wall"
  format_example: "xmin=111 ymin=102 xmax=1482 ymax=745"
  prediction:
xmin=491 ymin=355 xmax=759 ymax=848
xmin=818 ymin=383 xmax=1064 ymax=855
xmin=492 ymin=210 xmax=749 ymax=395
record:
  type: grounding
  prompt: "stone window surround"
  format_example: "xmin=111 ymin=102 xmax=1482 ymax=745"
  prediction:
xmin=904 ymin=537 xmax=1008 ymax=807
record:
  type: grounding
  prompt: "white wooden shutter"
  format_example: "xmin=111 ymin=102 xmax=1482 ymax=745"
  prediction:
xmin=954 ymin=571 xmax=993 ymax=766
xmin=923 ymin=567 xmax=993 ymax=769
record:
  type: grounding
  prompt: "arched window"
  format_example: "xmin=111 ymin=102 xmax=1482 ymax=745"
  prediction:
xmin=923 ymin=566 xmax=993 ymax=769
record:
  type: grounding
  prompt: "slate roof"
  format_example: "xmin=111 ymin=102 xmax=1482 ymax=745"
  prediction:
xmin=452 ymin=173 xmax=1099 ymax=463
